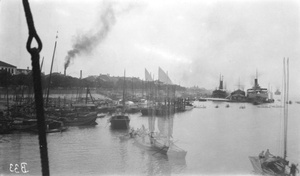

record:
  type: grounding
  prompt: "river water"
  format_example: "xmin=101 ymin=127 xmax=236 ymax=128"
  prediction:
xmin=1 ymin=97 xmax=300 ymax=175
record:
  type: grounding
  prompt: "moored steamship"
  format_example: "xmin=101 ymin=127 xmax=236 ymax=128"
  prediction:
xmin=246 ymin=75 xmax=268 ymax=104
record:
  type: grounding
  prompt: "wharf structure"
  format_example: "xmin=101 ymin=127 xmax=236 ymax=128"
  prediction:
xmin=228 ymin=80 xmax=247 ymax=102
xmin=229 ymin=89 xmax=247 ymax=102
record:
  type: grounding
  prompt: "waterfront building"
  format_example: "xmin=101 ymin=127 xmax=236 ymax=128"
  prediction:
xmin=229 ymin=89 xmax=247 ymax=102
xmin=0 ymin=60 xmax=17 ymax=75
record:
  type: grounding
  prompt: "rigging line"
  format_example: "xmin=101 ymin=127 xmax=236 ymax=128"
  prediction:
xmin=22 ymin=0 xmax=50 ymax=175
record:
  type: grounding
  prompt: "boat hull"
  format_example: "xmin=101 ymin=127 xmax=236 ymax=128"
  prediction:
xmin=249 ymin=156 xmax=288 ymax=176
xmin=110 ymin=115 xmax=130 ymax=129
xmin=63 ymin=112 xmax=98 ymax=126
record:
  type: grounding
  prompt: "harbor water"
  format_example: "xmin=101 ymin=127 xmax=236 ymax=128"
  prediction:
xmin=1 ymin=99 xmax=300 ymax=175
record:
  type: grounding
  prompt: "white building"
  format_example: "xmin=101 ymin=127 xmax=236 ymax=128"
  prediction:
xmin=0 ymin=60 xmax=17 ymax=74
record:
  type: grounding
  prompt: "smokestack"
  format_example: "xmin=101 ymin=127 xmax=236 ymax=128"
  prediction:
xmin=64 ymin=68 xmax=66 ymax=76
xmin=254 ymin=78 xmax=258 ymax=87
xmin=80 ymin=70 xmax=82 ymax=79
xmin=219 ymin=75 xmax=223 ymax=90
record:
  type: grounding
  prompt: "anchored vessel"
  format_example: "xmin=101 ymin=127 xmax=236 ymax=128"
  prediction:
xmin=212 ymin=75 xmax=228 ymax=99
xmin=109 ymin=70 xmax=130 ymax=129
xmin=249 ymin=59 xmax=292 ymax=175
xmin=246 ymin=73 xmax=268 ymax=104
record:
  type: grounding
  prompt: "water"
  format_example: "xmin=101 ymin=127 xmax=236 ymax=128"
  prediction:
xmin=1 ymin=99 xmax=300 ymax=175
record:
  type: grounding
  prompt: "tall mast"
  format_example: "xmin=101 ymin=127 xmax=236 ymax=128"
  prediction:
xmin=283 ymin=58 xmax=289 ymax=160
xmin=46 ymin=31 xmax=58 ymax=107
xmin=283 ymin=58 xmax=289 ymax=159
xmin=122 ymin=70 xmax=126 ymax=112
xmin=40 ymin=56 xmax=44 ymax=71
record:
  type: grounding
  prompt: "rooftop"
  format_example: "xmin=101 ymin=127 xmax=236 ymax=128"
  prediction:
xmin=0 ymin=61 xmax=16 ymax=68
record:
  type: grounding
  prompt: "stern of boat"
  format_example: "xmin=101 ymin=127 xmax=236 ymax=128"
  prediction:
xmin=249 ymin=156 xmax=265 ymax=175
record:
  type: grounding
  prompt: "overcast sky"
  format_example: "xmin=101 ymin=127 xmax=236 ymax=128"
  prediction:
xmin=1 ymin=0 xmax=300 ymax=96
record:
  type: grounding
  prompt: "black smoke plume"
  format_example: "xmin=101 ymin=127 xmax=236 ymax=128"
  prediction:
xmin=64 ymin=2 xmax=116 ymax=71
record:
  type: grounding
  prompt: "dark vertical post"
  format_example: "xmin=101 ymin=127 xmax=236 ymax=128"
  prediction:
xmin=46 ymin=32 xmax=58 ymax=107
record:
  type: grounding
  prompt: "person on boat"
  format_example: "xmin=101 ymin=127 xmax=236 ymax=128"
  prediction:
xmin=289 ymin=163 xmax=299 ymax=176
xmin=264 ymin=149 xmax=274 ymax=158
xmin=129 ymin=128 xmax=135 ymax=138
xmin=259 ymin=151 xmax=265 ymax=159
xmin=150 ymin=132 xmax=155 ymax=144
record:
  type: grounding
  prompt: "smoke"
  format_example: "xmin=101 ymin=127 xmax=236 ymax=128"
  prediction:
xmin=64 ymin=1 xmax=117 ymax=70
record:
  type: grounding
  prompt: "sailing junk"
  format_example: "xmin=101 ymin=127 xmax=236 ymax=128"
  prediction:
xmin=248 ymin=58 xmax=292 ymax=175
xmin=109 ymin=70 xmax=130 ymax=129
xmin=133 ymin=116 xmax=187 ymax=159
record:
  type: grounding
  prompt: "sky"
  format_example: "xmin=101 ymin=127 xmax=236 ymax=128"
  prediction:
xmin=0 ymin=0 xmax=300 ymax=96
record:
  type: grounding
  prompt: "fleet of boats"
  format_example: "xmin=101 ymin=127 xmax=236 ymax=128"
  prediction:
xmin=209 ymin=71 xmax=277 ymax=105
xmin=0 ymin=65 xmax=299 ymax=174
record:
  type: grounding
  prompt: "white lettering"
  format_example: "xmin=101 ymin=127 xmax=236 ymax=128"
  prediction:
xmin=21 ymin=162 xmax=29 ymax=173
xmin=9 ymin=164 xmax=14 ymax=172
xmin=14 ymin=164 xmax=19 ymax=173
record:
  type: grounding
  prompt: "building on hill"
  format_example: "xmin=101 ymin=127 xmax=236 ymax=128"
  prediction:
xmin=0 ymin=60 xmax=17 ymax=74
xmin=16 ymin=67 xmax=31 ymax=75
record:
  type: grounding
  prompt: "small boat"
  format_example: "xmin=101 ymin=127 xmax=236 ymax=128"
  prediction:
xmin=274 ymin=89 xmax=281 ymax=95
xmin=109 ymin=70 xmax=130 ymax=129
xmin=134 ymin=133 xmax=169 ymax=155
xmin=253 ymin=100 xmax=262 ymax=105
xmin=97 ymin=113 xmax=107 ymax=118
xmin=119 ymin=126 xmax=148 ymax=142
xmin=198 ymin=98 xmax=207 ymax=102
xmin=61 ymin=112 xmax=98 ymax=126
xmin=109 ymin=114 xmax=130 ymax=129
xmin=185 ymin=102 xmax=194 ymax=111
xmin=11 ymin=118 xmax=38 ymax=131
xmin=30 ymin=120 xmax=68 ymax=133
xmin=257 ymin=105 xmax=271 ymax=108
xmin=196 ymin=105 xmax=206 ymax=109
xmin=272 ymin=105 xmax=283 ymax=108
xmin=226 ymin=104 xmax=230 ymax=108
xmin=215 ymin=105 xmax=219 ymax=108
xmin=239 ymin=105 xmax=246 ymax=109
xmin=167 ymin=141 xmax=187 ymax=159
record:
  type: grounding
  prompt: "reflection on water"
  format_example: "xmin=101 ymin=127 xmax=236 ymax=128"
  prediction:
xmin=134 ymin=142 xmax=186 ymax=176
xmin=1 ymin=99 xmax=300 ymax=175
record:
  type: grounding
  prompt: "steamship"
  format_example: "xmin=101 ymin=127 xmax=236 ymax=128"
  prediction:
xmin=211 ymin=75 xmax=228 ymax=99
xmin=274 ymin=89 xmax=281 ymax=95
xmin=246 ymin=76 xmax=268 ymax=104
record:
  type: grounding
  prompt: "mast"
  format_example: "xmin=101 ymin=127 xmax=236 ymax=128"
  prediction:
xmin=40 ymin=56 xmax=44 ymax=71
xmin=283 ymin=58 xmax=289 ymax=160
xmin=6 ymin=71 xmax=9 ymax=117
xmin=122 ymin=70 xmax=126 ymax=113
xmin=283 ymin=58 xmax=289 ymax=159
xmin=132 ymin=77 xmax=134 ymax=100
xmin=46 ymin=31 xmax=58 ymax=107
